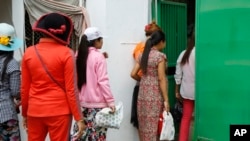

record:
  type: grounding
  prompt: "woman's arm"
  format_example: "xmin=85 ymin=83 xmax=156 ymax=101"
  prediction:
xmin=130 ymin=62 xmax=141 ymax=81
xmin=174 ymin=51 xmax=184 ymax=100
xmin=158 ymin=60 xmax=169 ymax=111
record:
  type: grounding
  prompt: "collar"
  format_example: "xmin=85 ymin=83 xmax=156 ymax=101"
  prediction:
xmin=89 ymin=47 xmax=98 ymax=51
xmin=39 ymin=38 xmax=59 ymax=44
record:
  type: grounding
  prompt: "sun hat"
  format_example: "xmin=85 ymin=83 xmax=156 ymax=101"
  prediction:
xmin=0 ymin=23 xmax=23 ymax=51
xmin=33 ymin=12 xmax=73 ymax=45
xmin=84 ymin=27 xmax=103 ymax=41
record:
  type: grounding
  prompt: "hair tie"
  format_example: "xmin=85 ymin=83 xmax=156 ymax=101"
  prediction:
xmin=145 ymin=24 xmax=151 ymax=31
xmin=48 ymin=25 xmax=66 ymax=34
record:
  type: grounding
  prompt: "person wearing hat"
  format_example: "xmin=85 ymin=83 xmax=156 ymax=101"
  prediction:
xmin=21 ymin=12 xmax=86 ymax=141
xmin=74 ymin=27 xmax=116 ymax=140
xmin=0 ymin=23 xmax=22 ymax=141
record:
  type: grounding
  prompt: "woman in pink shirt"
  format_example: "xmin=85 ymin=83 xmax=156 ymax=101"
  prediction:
xmin=74 ymin=27 xmax=116 ymax=141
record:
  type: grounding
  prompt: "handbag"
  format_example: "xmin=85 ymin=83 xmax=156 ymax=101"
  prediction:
xmin=95 ymin=102 xmax=123 ymax=129
xmin=160 ymin=111 xmax=175 ymax=140
xmin=171 ymin=100 xmax=183 ymax=123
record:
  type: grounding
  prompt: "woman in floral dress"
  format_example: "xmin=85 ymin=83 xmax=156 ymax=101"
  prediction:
xmin=131 ymin=30 xmax=170 ymax=141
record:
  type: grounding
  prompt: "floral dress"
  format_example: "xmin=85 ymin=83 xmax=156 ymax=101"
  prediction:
xmin=73 ymin=108 xmax=107 ymax=141
xmin=137 ymin=48 xmax=166 ymax=141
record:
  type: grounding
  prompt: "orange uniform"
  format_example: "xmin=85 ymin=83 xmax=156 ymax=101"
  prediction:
xmin=133 ymin=42 xmax=145 ymax=77
xmin=21 ymin=38 xmax=83 ymax=141
xmin=21 ymin=38 xmax=82 ymax=120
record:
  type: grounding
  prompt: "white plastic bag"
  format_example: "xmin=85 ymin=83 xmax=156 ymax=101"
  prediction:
xmin=95 ymin=102 xmax=123 ymax=129
xmin=160 ymin=111 xmax=175 ymax=140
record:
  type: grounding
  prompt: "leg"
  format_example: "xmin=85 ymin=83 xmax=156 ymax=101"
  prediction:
xmin=0 ymin=119 xmax=20 ymax=141
xmin=27 ymin=116 xmax=48 ymax=141
xmin=178 ymin=99 xmax=194 ymax=141
xmin=47 ymin=115 xmax=72 ymax=141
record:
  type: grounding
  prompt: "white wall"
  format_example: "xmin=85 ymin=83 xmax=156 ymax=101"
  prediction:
xmin=12 ymin=0 xmax=150 ymax=140
xmin=12 ymin=0 xmax=25 ymax=61
xmin=86 ymin=0 xmax=150 ymax=141
xmin=11 ymin=0 xmax=29 ymax=141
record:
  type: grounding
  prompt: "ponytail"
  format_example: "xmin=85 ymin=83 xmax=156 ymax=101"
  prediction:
xmin=181 ymin=30 xmax=195 ymax=65
xmin=140 ymin=38 xmax=152 ymax=74
xmin=76 ymin=35 xmax=89 ymax=90
xmin=76 ymin=35 xmax=101 ymax=90
xmin=140 ymin=30 xmax=165 ymax=74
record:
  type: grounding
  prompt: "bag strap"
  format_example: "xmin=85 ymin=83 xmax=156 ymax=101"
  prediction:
xmin=34 ymin=46 xmax=65 ymax=92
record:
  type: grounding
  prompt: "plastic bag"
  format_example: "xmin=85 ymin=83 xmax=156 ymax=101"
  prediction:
xmin=158 ymin=113 xmax=164 ymax=135
xmin=160 ymin=111 xmax=175 ymax=140
xmin=95 ymin=102 xmax=123 ymax=129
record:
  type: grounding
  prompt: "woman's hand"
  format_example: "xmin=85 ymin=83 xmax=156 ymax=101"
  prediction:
xmin=75 ymin=119 xmax=87 ymax=139
xmin=103 ymin=52 xmax=108 ymax=58
xmin=164 ymin=101 xmax=170 ymax=112
xmin=109 ymin=106 xmax=116 ymax=114
xmin=176 ymin=92 xmax=183 ymax=102
xmin=22 ymin=117 xmax=28 ymax=132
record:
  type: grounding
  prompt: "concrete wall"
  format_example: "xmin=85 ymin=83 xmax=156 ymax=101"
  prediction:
xmin=86 ymin=0 xmax=149 ymax=140
xmin=12 ymin=0 xmax=25 ymax=61
xmin=12 ymin=0 xmax=151 ymax=140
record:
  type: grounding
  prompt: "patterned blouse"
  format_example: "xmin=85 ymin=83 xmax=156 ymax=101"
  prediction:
xmin=0 ymin=55 xmax=21 ymax=123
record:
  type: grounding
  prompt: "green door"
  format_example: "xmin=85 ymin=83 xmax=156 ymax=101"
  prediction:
xmin=152 ymin=0 xmax=187 ymax=107
xmin=156 ymin=0 xmax=187 ymax=68
xmin=195 ymin=0 xmax=250 ymax=140
xmin=152 ymin=1 xmax=187 ymax=138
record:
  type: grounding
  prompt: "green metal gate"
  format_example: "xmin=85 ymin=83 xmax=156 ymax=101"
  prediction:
xmin=153 ymin=0 xmax=187 ymax=67
xmin=152 ymin=0 xmax=187 ymax=109
xmin=195 ymin=0 xmax=250 ymax=141
xmin=152 ymin=1 xmax=187 ymax=139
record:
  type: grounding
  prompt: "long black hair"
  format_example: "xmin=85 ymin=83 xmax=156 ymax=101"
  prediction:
xmin=76 ymin=36 xmax=102 ymax=90
xmin=181 ymin=30 xmax=195 ymax=65
xmin=0 ymin=51 xmax=14 ymax=81
xmin=140 ymin=30 xmax=165 ymax=74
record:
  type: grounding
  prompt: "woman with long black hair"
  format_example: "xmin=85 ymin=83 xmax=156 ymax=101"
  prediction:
xmin=131 ymin=30 xmax=170 ymax=141
xmin=74 ymin=27 xmax=116 ymax=141
xmin=174 ymin=29 xmax=195 ymax=141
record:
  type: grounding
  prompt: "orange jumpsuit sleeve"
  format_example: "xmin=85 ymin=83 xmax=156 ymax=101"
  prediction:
xmin=63 ymin=50 xmax=83 ymax=121
xmin=21 ymin=54 xmax=31 ymax=117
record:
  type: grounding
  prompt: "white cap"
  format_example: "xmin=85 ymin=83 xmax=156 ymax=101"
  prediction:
xmin=84 ymin=27 xmax=103 ymax=41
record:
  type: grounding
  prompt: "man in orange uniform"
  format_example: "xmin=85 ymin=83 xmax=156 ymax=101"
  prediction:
xmin=21 ymin=13 xmax=85 ymax=141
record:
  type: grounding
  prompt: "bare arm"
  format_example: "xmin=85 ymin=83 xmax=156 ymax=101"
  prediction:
xmin=158 ymin=60 xmax=169 ymax=112
xmin=175 ymin=84 xmax=182 ymax=100
xmin=130 ymin=62 xmax=141 ymax=81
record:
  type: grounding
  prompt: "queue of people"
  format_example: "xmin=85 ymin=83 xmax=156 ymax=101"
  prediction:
xmin=0 ymin=12 xmax=195 ymax=141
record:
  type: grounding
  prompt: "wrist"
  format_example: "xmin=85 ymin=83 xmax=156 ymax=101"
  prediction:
xmin=77 ymin=119 xmax=84 ymax=123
